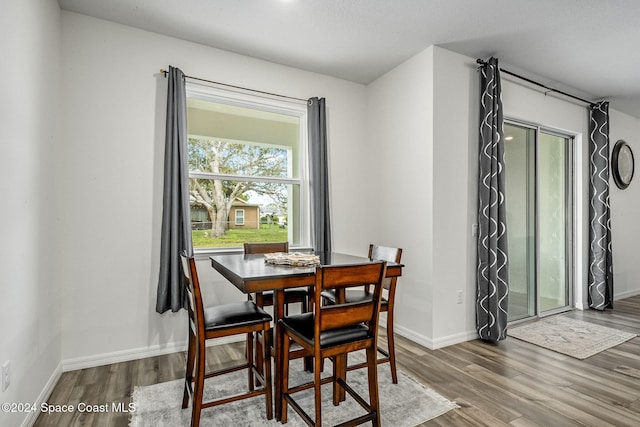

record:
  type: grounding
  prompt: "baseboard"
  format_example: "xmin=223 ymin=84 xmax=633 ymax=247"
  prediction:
xmin=431 ymin=329 xmax=479 ymax=349
xmin=393 ymin=324 xmax=477 ymax=350
xmin=615 ymin=289 xmax=640 ymax=301
xmin=62 ymin=335 xmax=242 ymax=372
xmin=393 ymin=325 xmax=435 ymax=349
xmin=20 ymin=362 xmax=62 ymax=427
xmin=574 ymin=289 xmax=640 ymax=311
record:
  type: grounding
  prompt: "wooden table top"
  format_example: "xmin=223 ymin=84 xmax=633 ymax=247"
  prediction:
xmin=210 ymin=251 xmax=403 ymax=293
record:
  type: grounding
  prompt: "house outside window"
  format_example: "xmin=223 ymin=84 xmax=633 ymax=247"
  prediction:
xmin=186 ymin=84 xmax=310 ymax=250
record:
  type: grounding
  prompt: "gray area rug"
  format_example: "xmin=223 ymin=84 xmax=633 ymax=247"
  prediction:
xmin=509 ymin=315 xmax=637 ymax=359
xmin=129 ymin=356 xmax=458 ymax=426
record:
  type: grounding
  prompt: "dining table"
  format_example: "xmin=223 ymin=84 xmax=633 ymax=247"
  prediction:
xmin=210 ymin=251 xmax=403 ymax=420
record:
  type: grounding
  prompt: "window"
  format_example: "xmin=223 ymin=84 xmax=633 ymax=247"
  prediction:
xmin=186 ymin=84 xmax=309 ymax=250
xmin=235 ymin=209 xmax=245 ymax=225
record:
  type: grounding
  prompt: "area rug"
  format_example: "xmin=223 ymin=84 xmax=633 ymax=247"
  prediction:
xmin=129 ymin=356 xmax=458 ymax=426
xmin=509 ymin=315 xmax=637 ymax=359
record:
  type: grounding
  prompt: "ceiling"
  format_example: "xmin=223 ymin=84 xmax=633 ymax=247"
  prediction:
xmin=58 ymin=0 xmax=640 ymax=118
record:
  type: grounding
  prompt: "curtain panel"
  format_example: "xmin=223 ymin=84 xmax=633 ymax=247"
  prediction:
xmin=156 ymin=66 xmax=194 ymax=314
xmin=307 ymin=97 xmax=332 ymax=254
xmin=588 ymin=101 xmax=614 ymax=310
xmin=476 ymin=57 xmax=509 ymax=342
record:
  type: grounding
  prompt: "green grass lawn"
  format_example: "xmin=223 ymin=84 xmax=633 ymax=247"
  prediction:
xmin=192 ymin=224 xmax=288 ymax=248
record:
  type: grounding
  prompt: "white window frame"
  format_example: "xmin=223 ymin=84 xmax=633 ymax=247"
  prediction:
xmin=186 ymin=82 xmax=311 ymax=253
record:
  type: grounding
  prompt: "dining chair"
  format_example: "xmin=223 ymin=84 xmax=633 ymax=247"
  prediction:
xmin=278 ymin=261 xmax=388 ymax=427
xmin=180 ymin=251 xmax=273 ymax=427
xmin=243 ymin=242 xmax=309 ymax=315
xmin=321 ymin=245 xmax=403 ymax=383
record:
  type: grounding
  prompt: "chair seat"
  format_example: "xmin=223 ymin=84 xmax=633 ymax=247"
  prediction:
xmin=203 ymin=301 xmax=272 ymax=331
xmin=280 ymin=312 xmax=371 ymax=348
xmin=321 ymin=289 xmax=388 ymax=306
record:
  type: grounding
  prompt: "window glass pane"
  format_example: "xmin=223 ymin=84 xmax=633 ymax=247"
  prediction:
xmin=190 ymin=179 xmax=293 ymax=248
xmin=188 ymin=137 xmax=290 ymax=178
xmin=538 ymin=132 xmax=569 ymax=312
xmin=505 ymin=123 xmax=536 ymax=321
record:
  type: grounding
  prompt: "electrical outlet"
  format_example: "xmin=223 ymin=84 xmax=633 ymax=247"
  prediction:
xmin=2 ymin=360 xmax=10 ymax=392
xmin=456 ymin=290 xmax=463 ymax=304
xmin=471 ymin=224 xmax=478 ymax=237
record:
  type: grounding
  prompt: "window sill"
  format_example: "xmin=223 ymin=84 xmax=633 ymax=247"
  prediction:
xmin=193 ymin=246 xmax=314 ymax=261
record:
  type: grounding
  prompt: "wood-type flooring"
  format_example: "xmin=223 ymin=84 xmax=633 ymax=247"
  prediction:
xmin=33 ymin=295 xmax=640 ymax=426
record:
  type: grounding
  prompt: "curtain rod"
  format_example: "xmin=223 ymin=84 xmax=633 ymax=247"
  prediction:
xmin=160 ymin=68 xmax=307 ymax=102
xmin=476 ymin=59 xmax=594 ymax=106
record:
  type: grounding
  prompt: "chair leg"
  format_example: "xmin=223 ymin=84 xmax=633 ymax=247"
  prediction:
xmin=262 ymin=326 xmax=273 ymax=420
xmin=246 ymin=294 xmax=255 ymax=363
xmin=314 ymin=354 xmax=323 ymax=426
xmin=302 ymin=291 xmax=309 ymax=313
xmin=333 ymin=354 xmax=347 ymax=404
xmin=302 ymin=294 xmax=313 ymax=372
xmin=386 ymin=311 xmax=398 ymax=384
xmin=254 ymin=292 xmax=267 ymax=381
xmin=366 ymin=345 xmax=381 ymax=427
xmin=182 ymin=329 xmax=195 ymax=409
xmin=191 ymin=342 xmax=206 ymax=427
xmin=279 ymin=331 xmax=291 ymax=424
xmin=256 ymin=330 xmax=266 ymax=380
xmin=247 ymin=332 xmax=255 ymax=391
xmin=306 ymin=286 xmax=313 ymax=311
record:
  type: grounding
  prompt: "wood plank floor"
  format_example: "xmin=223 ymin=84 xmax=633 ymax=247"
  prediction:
xmin=34 ymin=295 xmax=640 ymax=426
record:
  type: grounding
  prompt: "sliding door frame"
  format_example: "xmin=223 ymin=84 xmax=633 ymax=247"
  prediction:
xmin=505 ymin=118 xmax=575 ymax=321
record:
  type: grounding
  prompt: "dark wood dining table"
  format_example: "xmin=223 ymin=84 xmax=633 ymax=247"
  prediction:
xmin=210 ymin=251 xmax=403 ymax=420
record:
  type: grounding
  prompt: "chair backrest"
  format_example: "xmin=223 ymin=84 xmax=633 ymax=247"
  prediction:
xmin=180 ymin=251 xmax=205 ymax=339
xmin=243 ymin=242 xmax=289 ymax=254
xmin=315 ymin=261 xmax=387 ymax=333
xmin=369 ymin=244 xmax=402 ymax=290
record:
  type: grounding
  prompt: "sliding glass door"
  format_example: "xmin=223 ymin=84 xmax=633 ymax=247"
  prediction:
xmin=505 ymin=122 xmax=573 ymax=321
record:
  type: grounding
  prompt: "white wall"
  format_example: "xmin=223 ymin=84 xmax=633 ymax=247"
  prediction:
xmin=366 ymin=47 xmax=436 ymax=344
xmin=608 ymin=109 xmax=640 ymax=300
xmin=366 ymin=47 xmax=481 ymax=348
xmin=431 ymin=47 xmax=480 ymax=344
xmin=59 ymin=11 xmax=369 ymax=365
xmin=0 ymin=1 xmax=62 ymax=426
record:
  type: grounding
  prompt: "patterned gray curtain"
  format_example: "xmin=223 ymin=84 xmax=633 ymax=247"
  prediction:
xmin=308 ymin=97 xmax=332 ymax=253
xmin=476 ymin=57 xmax=509 ymax=342
xmin=588 ymin=101 xmax=614 ymax=310
xmin=156 ymin=66 xmax=193 ymax=314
